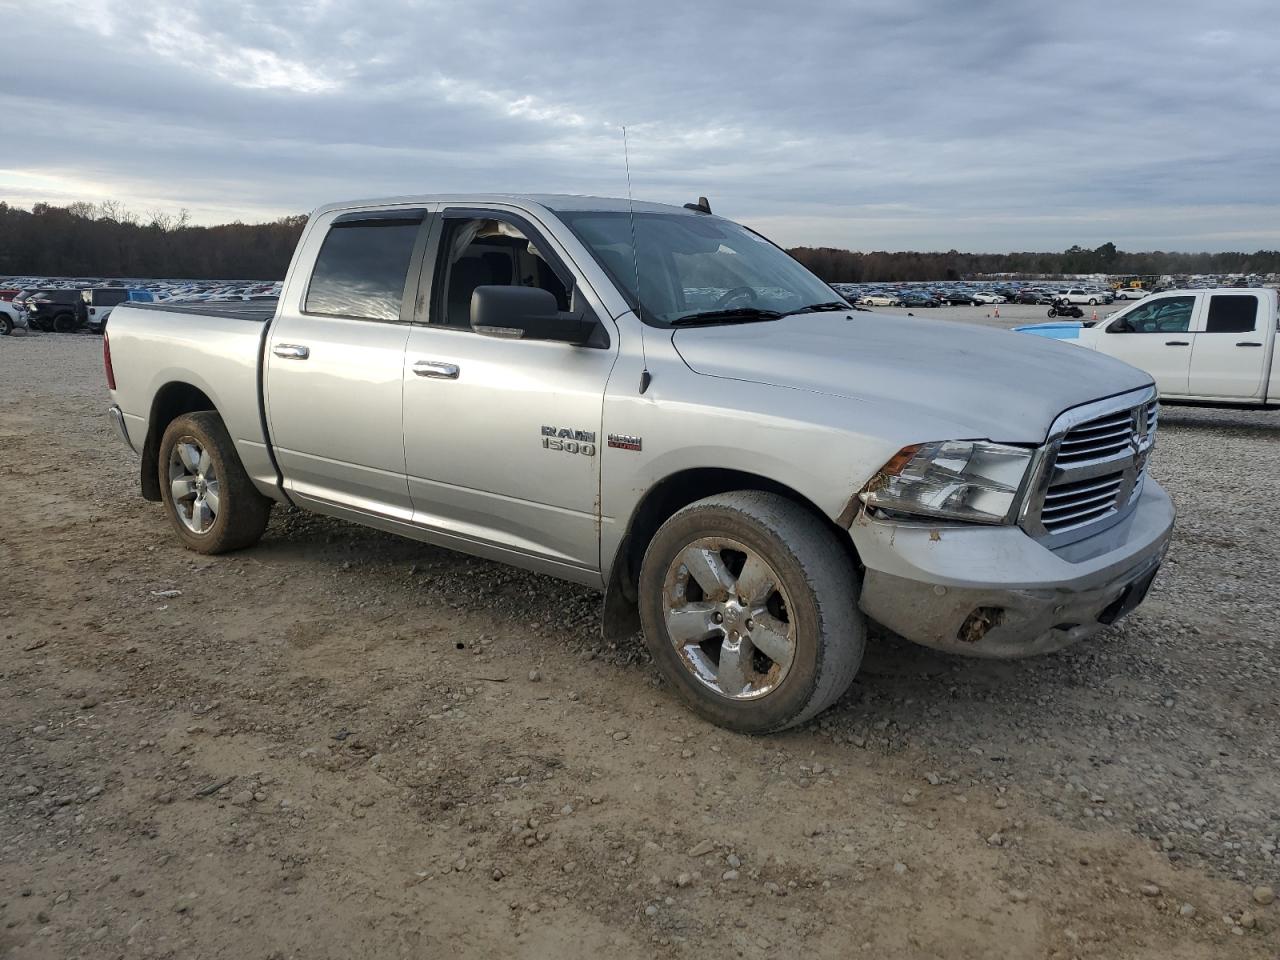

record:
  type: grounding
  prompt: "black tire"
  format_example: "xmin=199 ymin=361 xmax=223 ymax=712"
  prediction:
xmin=52 ymin=312 xmax=77 ymax=333
xmin=1088 ymin=298 xmax=1098 ymax=305
xmin=0 ymin=315 xmax=11 ymax=336
xmin=638 ymin=491 xmax=865 ymax=733
xmin=1047 ymin=308 xmax=1057 ymax=318
xmin=158 ymin=411 xmax=271 ymax=554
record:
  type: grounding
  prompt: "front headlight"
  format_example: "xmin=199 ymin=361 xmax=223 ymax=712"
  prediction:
xmin=860 ymin=440 xmax=1034 ymax=524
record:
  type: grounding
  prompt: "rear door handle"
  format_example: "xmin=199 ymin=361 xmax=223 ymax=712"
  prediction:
xmin=1164 ymin=340 xmax=1189 ymax=346
xmin=273 ymin=343 xmax=310 ymax=360
xmin=412 ymin=360 xmax=460 ymax=379
xmin=1237 ymin=341 xmax=1263 ymax=347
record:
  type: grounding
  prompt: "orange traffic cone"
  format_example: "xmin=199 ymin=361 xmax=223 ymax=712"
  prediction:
xmin=1091 ymin=308 xmax=1098 ymax=321
xmin=994 ymin=306 xmax=1000 ymax=318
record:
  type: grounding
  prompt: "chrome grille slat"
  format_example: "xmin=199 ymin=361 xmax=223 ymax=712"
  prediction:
xmin=1067 ymin=415 xmax=1131 ymax=433
xmin=1043 ymin=474 xmax=1125 ymax=501
xmin=1043 ymin=502 xmax=1117 ymax=527
xmin=1044 ymin=481 xmax=1126 ymax=504
xmin=1042 ymin=489 xmax=1123 ymax=517
xmin=1023 ymin=389 xmax=1159 ymax=540
xmin=1044 ymin=476 xmax=1124 ymax=502
xmin=1056 ymin=442 xmax=1130 ymax=463
xmin=1060 ymin=426 xmax=1134 ymax=445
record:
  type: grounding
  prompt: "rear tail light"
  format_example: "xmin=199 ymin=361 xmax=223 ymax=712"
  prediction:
xmin=104 ymin=332 xmax=116 ymax=390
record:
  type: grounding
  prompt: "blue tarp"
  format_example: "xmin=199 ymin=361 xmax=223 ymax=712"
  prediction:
xmin=1011 ymin=321 xmax=1083 ymax=340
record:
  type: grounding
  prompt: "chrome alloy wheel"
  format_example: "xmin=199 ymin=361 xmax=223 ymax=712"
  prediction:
xmin=168 ymin=440 xmax=219 ymax=534
xmin=661 ymin=537 xmax=796 ymax=700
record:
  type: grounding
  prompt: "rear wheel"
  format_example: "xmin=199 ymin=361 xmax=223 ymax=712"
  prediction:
xmin=158 ymin=412 xmax=271 ymax=554
xmin=638 ymin=491 xmax=864 ymax=733
xmin=0 ymin=315 xmax=11 ymax=336
xmin=52 ymin=312 xmax=77 ymax=333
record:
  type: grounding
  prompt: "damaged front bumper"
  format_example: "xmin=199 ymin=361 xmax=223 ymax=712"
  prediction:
xmin=851 ymin=479 xmax=1175 ymax=658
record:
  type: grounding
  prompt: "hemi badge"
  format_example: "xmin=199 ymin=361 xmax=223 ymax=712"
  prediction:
xmin=608 ymin=434 xmax=642 ymax=452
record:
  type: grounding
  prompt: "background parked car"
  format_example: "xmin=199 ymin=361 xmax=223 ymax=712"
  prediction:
xmin=971 ymin=292 xmax=1006 ymax=304
xmin=1056 ymin=287 xmax=1112 ymax=306
xmin=1113 ymin=287 xmax=1148 ymax=300
xmin=22 ymin=289 xmax=83 ymax=332
xmin=0 ymin=299 xmax=27 ymax=335
xmin=1016 ymin=290 xmax=1052 ymax=304
xmin=79 ymin=287 xmax=153 ymax=333
xmin=941 ymin=292 xmax=980 ymax=305
xmin=857 ymin=293 xmax=902 ymax=307
xmin=899 ymin=291 xmax=941 ymax=307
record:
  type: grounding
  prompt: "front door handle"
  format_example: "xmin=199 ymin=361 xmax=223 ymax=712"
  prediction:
xmin=1237 ymin=341 xmax=1263 ymax=347
xmin=273 ymin=343 xmax=310 ymax=360
xmin=412 ymin=360 xmax=460 ymax=379
xmin=1164 ymin=340 xmax=1189 ymax=346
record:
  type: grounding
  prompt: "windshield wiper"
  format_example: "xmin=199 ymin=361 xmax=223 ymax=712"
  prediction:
xmin=668 ymin=307 xmax=783 ymax=327
xmin=789 ymin=301 xmax=853 ymax=314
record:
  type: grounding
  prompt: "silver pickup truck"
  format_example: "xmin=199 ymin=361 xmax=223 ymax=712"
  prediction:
xmin=105 ymin=194 xmax=1175 ymax=732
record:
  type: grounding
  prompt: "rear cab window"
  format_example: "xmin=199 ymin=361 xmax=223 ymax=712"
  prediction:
xmin=304 ymin=210 xmax=426 ymax=321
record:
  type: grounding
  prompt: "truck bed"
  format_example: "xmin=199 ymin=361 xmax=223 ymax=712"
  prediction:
xmin=107 ymin=298 xmax=279 ymax=495
xmin=129 ymin=299 xmax=278 ymax=323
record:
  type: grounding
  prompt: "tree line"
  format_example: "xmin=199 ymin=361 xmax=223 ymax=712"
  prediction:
xmin=2 ymin=201 xmax=1278 ymax=282
xmin=789 ymin=242 xmax=1280 ymax=283
xmin=0 ymin=201 xmax=306 ymax=280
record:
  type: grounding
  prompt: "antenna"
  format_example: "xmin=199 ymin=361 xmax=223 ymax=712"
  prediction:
xmin=622 ymin=125 xmax=652 ymax=395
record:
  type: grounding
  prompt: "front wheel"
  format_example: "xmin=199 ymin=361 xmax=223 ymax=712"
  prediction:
xmin=0 ymin=315 xmax=11 ymax=336
xmin=638 ymin=491 xmax=865 ymax=733
xmin=158 ymin=411 xmax=271 ymax=554
xmin=1047 ymin=308 xmax=1058 ymax=318
xmin=53 ymin=313 xmax=77 ymax=333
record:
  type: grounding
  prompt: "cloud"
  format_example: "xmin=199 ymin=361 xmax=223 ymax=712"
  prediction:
xmin=0 ymin=0 xmax=1276 ymax=251
xmin=143 ymin=9 xmax=344 ymax=93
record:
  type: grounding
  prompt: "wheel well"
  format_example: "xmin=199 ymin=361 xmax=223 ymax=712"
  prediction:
xmin=140 ymin=383 xmax=216 ymax=501
xmin=611 ymin=468 xmax=859 ymax=603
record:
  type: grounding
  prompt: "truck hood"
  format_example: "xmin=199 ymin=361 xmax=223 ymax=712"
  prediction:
xmin=671 ymin=312 xmax=1151 ymax=443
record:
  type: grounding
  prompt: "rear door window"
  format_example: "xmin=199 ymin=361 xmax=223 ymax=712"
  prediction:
xmin=305 ymin=213 xmax=424 ymax=321
xmin=1203 ymin=294 xmax=1258 ymax=334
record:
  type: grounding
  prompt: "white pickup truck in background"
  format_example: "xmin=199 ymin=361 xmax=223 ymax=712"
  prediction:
xmin=1017 ymin=288 xmax=1280 ymax=407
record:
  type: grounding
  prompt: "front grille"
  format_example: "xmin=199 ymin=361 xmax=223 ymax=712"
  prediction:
xmin=1056 ymin=410 xmax=1138 ymax=466
xmin=1040 ymin=470 xmax=1126 ymax=532
xmin=1024 ymin=391 xmax=1158 ymax=541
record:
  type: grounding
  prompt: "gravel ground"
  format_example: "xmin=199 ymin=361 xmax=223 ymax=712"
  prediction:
xmin=873 ymin=300 xmax=1120 ymax=329
xmin=2 ymin=328 xmax=1277 ymax=958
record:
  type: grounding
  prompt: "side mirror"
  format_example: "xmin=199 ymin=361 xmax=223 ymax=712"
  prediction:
xmin=470 ymin=285 xmax=594 ymax=344
xmin=1106 ymin=317 xmax=1131 ymax=333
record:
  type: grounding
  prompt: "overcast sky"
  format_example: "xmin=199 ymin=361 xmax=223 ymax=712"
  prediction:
xmin=2 ymin=0 xmax=1277 ymax=252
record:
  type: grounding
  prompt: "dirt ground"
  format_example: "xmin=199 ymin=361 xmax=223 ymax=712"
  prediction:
xmin=2 ymin=332 xmax=1277 ymax=959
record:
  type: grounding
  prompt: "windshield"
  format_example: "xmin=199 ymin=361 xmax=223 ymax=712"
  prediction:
xmin=558 ymin=211 xmax=844 ymax=327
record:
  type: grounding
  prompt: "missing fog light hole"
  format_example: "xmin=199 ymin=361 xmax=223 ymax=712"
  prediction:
xmin=958 ymin=606 xmax=1005 ymax=644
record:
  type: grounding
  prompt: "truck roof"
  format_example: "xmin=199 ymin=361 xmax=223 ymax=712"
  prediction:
xmin=309 ymin=194 xmax=710 ymax=219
